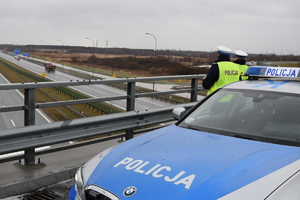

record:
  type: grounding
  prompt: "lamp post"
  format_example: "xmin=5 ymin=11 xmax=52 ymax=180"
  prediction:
xmin=57 ymin=39 xmax=64 ymax=69
xmin=40 ymin=40 xmax=46 ymax=63
xmin=145 ymin=32 xmax=157 ymax=91
xmin=28 ymin=40 xmax=33 ymax=51
xmin=247 ymin=48 xmax=251 ymax=60
xmin=85 ymin=37 xmax=95 ymax=76
xmin=271 ymin=49 xmax=275 ymax=66
xmin=286 ymin=49 xmax=291 ymax=62
xmin=261 ymin=49 xmax=265 ymax=61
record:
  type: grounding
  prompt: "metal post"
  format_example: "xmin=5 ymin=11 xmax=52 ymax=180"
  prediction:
xmin=190 ymin=78 xmax=198 ymax=102
xmin=40 ymin=40 xmax=46 ymax=63
xmin=146 ymin=33 xmax=157 ymax=91
xmin=24 ymin=88 xmax=36 ymax=165
xmin=86 ymin=37 xmax=95 ymax=76
xmin=126 ymin=82 xmax=136 ymax=111
xmin=125 ymin=82 xmax=136 ymax=140
xmin=57 ymin=39 xmax=64 ymax=69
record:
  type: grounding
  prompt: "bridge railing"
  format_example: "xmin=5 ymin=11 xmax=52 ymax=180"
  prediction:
xmin=0 ymin=75 xmax=205 ymax=165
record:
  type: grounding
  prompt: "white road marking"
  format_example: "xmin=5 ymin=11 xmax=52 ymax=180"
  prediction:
xmin=10 ymin=119 xmax=16 ymax=127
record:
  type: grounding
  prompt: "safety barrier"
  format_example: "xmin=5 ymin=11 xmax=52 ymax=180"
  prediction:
xmin=0 ymin=75 xmax=204 ymax=165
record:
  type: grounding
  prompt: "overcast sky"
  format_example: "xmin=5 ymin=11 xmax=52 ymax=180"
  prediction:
xmin=1 ymin=0 xmax=299 ymax=55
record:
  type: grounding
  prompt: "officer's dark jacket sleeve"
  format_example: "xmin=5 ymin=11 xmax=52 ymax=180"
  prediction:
xmin=233 ymin=59 xmax=246 ymax=65
xmin=202 ymin=64 xmax=219 ymax=89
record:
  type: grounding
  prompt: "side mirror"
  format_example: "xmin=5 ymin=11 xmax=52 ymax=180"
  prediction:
xmin=172 ymin=107 xmax=186 ymax=120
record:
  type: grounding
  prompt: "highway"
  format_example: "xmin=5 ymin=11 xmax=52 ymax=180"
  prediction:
xmin=0 ymin=52 xmax=173 ymax=112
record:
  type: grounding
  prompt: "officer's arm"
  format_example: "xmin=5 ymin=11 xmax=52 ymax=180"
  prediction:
xmin=202 ymin=64 xmax=219 ymax=89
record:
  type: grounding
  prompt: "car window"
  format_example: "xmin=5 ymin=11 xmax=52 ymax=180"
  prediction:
xmin=179 ymin=89 xmax=300 ymax=145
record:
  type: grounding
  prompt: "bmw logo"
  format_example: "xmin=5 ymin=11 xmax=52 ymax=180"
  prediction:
xmin=123 ymin=186 xmax=137 ymax=197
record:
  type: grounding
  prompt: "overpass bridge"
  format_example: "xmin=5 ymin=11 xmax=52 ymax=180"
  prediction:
xmin=0 ymin=73 xmax=205 ymax=199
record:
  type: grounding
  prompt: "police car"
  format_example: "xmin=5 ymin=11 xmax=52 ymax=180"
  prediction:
xmin=69 ymin=66 xmax=300 ymax=200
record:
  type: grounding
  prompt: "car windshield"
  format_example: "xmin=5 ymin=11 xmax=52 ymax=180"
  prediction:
xmin=179 ymin=89 xmax=300 ymax=146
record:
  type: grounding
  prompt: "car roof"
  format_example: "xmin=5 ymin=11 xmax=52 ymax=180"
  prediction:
xmin=224 ymin=80 xmax=300 ymax=94
xmin=222 ymin=66 xmax=300 ymax=94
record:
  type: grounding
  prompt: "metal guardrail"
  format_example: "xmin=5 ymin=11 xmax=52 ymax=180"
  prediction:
xmin=0 ymin=75 xmax=204 ymax=165
xmin=0 ymin=103 xmax=197 ymax=156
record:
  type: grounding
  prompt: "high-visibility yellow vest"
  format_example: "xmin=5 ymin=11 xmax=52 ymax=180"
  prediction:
xmin=207 ymin=62 xmax=240 ymax=95
xmin=239 ymin=64 xmax=249 ymax=80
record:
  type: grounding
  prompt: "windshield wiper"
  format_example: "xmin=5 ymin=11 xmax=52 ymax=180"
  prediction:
xmin=186 ymin=126 xmax=201 ymax=131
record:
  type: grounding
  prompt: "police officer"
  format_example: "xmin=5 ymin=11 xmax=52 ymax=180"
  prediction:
xmin=234 ymin=50 xmax=249 ymax=80
xmin=202 ymin=46 xmax=240 ymax=95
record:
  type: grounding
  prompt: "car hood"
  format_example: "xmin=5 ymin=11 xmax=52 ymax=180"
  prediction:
xmin=85 ymin=125 xmax=300 ymax=199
